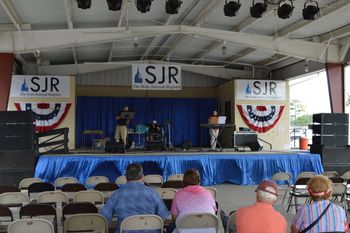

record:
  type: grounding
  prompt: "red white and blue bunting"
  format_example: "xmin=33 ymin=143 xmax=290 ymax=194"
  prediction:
xmin=237 ymin=104 xmax=285 ymax=133
xmin=14 ymin=102 xmax=71 ymax=132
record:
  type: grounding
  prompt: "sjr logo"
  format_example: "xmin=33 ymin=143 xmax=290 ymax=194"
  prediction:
xmin=20 ymin=77 xmax=60 ymax=93
xmin=247 ymin=81 xmax=277 ymax=95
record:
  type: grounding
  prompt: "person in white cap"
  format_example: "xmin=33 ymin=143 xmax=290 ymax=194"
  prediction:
xmin=235 ymin=180 xmax=287 ymax=233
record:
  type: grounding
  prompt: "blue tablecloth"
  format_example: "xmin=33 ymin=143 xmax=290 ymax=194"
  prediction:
xmin=34 ymin=152 xmax=323 ymax=186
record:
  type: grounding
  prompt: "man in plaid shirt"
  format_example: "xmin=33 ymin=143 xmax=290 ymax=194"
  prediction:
xmin=101 ymin=163 xmax=169 ymax=232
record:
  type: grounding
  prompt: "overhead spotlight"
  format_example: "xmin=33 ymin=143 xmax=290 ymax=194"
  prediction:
xmin=107 ymin=0 xmax=122 ymax=11
xmin=77 ymin=0 xmax=91 ymax=9
xmin=133 ymin=37 xmax=139 ymax=49
xmin=224 ymin=0 xmax=241 ymax=17
xmin=277 ymin=0 xmax=294 ymax=19
xmin=250 ymin=0 xmax=267 ymax=18
xmin=303 ymin=0 xmax=319 ymax=20
xmin=304 ymin=60 xmax=309 ymax=73
xmin=166 ymin=0 xmax=182 ymax=14
xmin=222 ymin=41 xmax=227 ymax=56
xmin=136 ymin=0 xmax=153 ymax=13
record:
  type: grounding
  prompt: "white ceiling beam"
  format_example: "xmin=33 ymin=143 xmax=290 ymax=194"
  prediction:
xmin=224 ymin=48 xmax=256 ymax=66
xmin=0 ymin=0 xmax=22 ymax=30
xmin=340 ymin=36 xmax=350 ymax=62
xmin=1 ymin=25 xmax=340 ymax=63
xmin=160 ymin=0 xmax=225 ymax=61
xmin=64 ymin=0 xmax=78 ymax=64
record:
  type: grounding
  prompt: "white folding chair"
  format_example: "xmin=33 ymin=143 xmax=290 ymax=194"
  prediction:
xmin=226 ymin=212 xmax=236 ymax=233
xmin=115 ymin=176 xmax=127 ymax=185
xmin=167 ymin=174 xmax=184 ymax=181
xmin=144 ymin=175 xmax=164 ymax=186
xmin=8 ymin=219 xmax=55 ymax=233
xmin=120 ymin=214 xmax=163 ymax=233
xmin=205 ymin=187 xmax=217 ymax=200
xmin=272 ymin=172 xmax=291 ymax=204
xmin=323 ymin=171 xmax=338 ymax=178
xmin=38 ymin=191 xmax=69 ymax=205
xmin=73 ymin=190 xmax=104 ymax=205
xmin=0 ymin=192 xmax=29 ymax=206
xmin=176 ymin=213 xmax=219 ymax=233
xmin=85 ymin=176 xmax=109 ymax=188
xmin=19 ymin=178 xmax=43 ymax=191
xmin=155 ymin=188 xmax=177 ymax=199
xmin=296 ymin=172 xmax=315 ymax=179
xmin=54 ymin=177 xmax=79 ymax=189
xmin=342 ymin=171 xmax=350 ymax=180
xmin=64 ymin=213 xmax=108 ymax=233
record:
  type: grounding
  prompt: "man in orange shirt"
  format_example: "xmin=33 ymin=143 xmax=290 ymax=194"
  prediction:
xmin=208 ymin=110 xmax=219 ymax=150
xmin=235 ymin=180 xmax=287 ymax=233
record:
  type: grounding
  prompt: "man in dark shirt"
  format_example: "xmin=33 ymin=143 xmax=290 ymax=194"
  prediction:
xmin=115 ymin=106 xmax=129 ymax=146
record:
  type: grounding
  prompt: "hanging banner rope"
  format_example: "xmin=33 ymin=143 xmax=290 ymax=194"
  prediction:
xmin=14 ymin=102 xmax=71 ymax=132
xmin=237 ymin=104 xmax=285 ymax=133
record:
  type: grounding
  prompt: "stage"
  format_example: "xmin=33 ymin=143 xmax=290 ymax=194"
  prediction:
xmin=34 ymin=150 xmax=323 ymax=186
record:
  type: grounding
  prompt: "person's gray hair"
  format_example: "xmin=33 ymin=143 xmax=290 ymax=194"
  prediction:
xmin=126 ymin=163 xmax=143 ymax=181
xmin=257 ymin=190 xmax=277 ymax=204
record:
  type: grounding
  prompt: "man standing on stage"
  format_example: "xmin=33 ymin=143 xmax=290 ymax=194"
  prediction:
xmin=208 ymin=110 xmax=219 ymax=150
xmin=115 ymin=105 xmax=129 ymax=146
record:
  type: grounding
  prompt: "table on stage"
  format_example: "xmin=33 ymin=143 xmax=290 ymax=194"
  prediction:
xmin=200 ymin=124 xmax=234 ymax=151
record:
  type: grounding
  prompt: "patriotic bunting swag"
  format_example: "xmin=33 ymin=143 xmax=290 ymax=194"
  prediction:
xmin=14 ymin=102 xmax=71 ymax=132
xmin=237 ymin=104 xmax=285 ymax=133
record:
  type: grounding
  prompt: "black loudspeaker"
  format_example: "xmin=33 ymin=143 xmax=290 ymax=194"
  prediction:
xmin=312 ymin=135 xmax=348 ymax=147
xmin=249 ymin=141 xmax=263 ymax=151
xmin=233 ymin=132 xmax=258 ymax=147
xmin=105 ymin=141 xmax=125 ymax=153
xmin=313 ymin=113 xmax=348 ymax=124
xmin=181 ymin=140 xmax=192 ymax=150
xmin=146 ymin=141 xmax=165 ymax=151
xmin=311 ymin=124 xmax=348 ymax=135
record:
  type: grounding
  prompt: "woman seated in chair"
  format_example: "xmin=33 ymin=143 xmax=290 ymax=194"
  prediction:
xmin=291 ymin=175 xmax=348 ymax=233
xmin=170 ymin=169 xmax=217 ymax=232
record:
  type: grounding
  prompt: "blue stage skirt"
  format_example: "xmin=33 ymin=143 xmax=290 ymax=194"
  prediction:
xmin=35 ymin=152 xmax=323 ymax=186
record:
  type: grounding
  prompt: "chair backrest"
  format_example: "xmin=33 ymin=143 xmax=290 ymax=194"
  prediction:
xmin=28 ymin=183 xmax=55 ymax=197
xmin=296 ymin=172 xmax=315 ymax=179
xmin=161 ymin=181 xmax=185 ymax=189
xmin=205 ymin=187 xmax=217 ymax=199
xmin=329 ymin=177 xmax=344 ymax=184
xmin=19 ymin=203 xmax=57 ymax=219
xmin=120 ymin=214 xmax=163 ymax=232
xmin=0 ymin=192 xmax=29 ymax=206
xmin=38 ymin=191 xmax=69 ymax=204
xmin=331 ymin=183 xmax=347 ymax=197
xmin=19 ymin=178 xmax=44 ymax=190
xmin=144 ymin=175 xmax=163 ymax=185
xmin=94 ymin=182 xmax=118 ymax=192
xmin=62 ymin=202 xmax=98 ymax=221
xmin=0 ymin=186 xmax=20 ymax=194
xmin=155 ymin=188 xmax=177 ymax=199
xmin=167 ymin=174 xmax=184 ymax=181
xmin=226 ymin=212 xmax=236 ymax=233
xmin=61 ymin=183 xmax=87 ymax=192
xmin=8 ymin=219 xmax=55 ymax=233
xmin=64 ymin=213 xmax=108 ymax=233
xmin=342 ymin=171 xmax=350 ymax=180
xmin=293 ymin=177 xmax=311 ymax=188
xmin=85 ymin=176 xmax=109 ymax=188
xmin=176 ymin=213 xmax=219 ymax=232
xmin=323 ymin=171 xmax=338 ymax=178
xmin=272 ymin=172 xmax=291 ymax=183
xmin=115 ymin=176 xmax=127 ymax=185
xmin=73 ymin=190 xmax=104 ymax=204
xmin=54 ymin=177 xmax=79 ymax=189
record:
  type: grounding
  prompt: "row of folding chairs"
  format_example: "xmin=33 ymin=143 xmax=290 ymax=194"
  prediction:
xmin=7 ymin=213 xmax=108 ymax=233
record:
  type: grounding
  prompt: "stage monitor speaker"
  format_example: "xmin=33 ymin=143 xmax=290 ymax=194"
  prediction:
xmin=311 ymin=124 xmax=348 ymax=135
xmin=146 ymin=141 xmax=165 ymax=151
xmin=233 ymin=132 xmax=258 ymax=147
xmin=312 ymin=135 xmax=348 ymax=147
xmin=180 ymin=140 xmax=192 ymax=150
xmin=249 ymin=141 xmax=263 ymax=151
xmin=313 ymin=113 xmax=348 ymax=124
xmin=105 ymin=141 xmax=125 ymax=153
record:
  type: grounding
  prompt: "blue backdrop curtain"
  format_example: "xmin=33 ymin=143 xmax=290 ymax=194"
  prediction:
xmin=76 ymin=96 xmax=218 ymax=147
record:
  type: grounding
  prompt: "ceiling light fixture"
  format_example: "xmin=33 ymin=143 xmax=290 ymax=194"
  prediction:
xmin=304 ymin=59 xmax=309 ymax=73
xmin=250 ymin=0 xmax=267 ymax=18
xmin=277 ymin=0 xmax=294 ymax=19
xmin=77 ymin=0 xmax=91 ymax=9
xmin=224 ymin=0 xmax=241 ymax=17
xmin=302 ymin=0 xmax=320 ymax=20
xmin=165 ymin=0 xmax=182 ymax=14
xmin=107 ymin=0 xmax=123 ymax=11
xmin=136 ymin=0 xmax=153 ymax=13
xmin=133 ymin=37 xmax=139 ymax=49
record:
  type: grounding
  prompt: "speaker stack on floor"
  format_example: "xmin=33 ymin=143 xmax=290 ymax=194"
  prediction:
xmin=105 ymin=140 xmax=126 ymax=153
xmin=0 ymin=111 xmax=37 ymax=185
xmin=310 ymin=113 xmax=350 ymax=174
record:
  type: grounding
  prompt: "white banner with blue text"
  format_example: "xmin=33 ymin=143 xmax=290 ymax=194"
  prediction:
xmin=236 ymin=79 xmax=286 ymax=100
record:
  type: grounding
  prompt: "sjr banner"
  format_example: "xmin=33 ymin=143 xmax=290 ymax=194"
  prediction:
xmin=10 ymin=75 xmax=71 ymax=98
xmin=236 ymin=79 xmax=286 ymax=100
xmin=132 ymin=64 xmax=182 ymax=90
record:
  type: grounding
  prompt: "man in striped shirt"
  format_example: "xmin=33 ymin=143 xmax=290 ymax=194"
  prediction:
xmin=291 ymin=175 xmax=348 ymax=233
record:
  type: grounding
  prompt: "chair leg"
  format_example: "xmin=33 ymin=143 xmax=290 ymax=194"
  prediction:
xmin=287 ymin=194 xmax=293 ymax=213
xmin=294 ymin=196 xmax=299 ymax=213
xmin=282 ymin=189 xmax=288 ymax=205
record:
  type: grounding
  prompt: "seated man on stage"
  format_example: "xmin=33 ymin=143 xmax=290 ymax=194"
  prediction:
xmin=147 ymin=120 xmax=162 ymax=141
xmin=115 ymin=105 xmax=130 ymax=146
xmin=208 ymin=111 xmax=219 ymax=150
